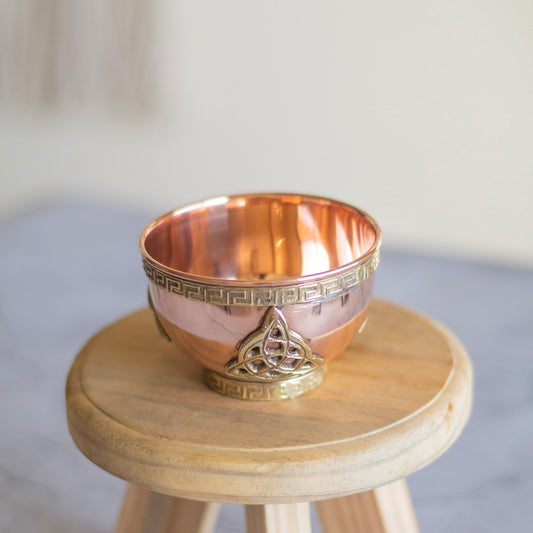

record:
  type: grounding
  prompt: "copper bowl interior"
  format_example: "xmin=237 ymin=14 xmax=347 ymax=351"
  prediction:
xmin=142 ymin=194 xmax=378 ymax=282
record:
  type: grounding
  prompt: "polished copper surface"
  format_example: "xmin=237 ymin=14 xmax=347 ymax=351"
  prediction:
xmin=140 ymin=194 xmax=380 ymax=286
xmin=155 ymin=301 xmax=370 ymax=375
xmin=151 ymin=276 xmax=374 ymax=374
xmin=140 ymin=193 xmax=381 ymax=399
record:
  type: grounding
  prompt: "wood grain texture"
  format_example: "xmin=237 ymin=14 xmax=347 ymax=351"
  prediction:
xmin=66 ymin=299 xmax=473 ymax=503
xmin=114 ymin=484 xmax=220 ymax=533
xmin=245 ymin=503 xmax=311 ymax=533
xmin=315 ymin=479 xmax=419 ymax=533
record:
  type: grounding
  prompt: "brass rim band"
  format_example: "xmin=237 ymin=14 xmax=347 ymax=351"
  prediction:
xmin=203 ymin=366 xmax=327 ymax=401
xmin=143 ymin=249 xmax=379 ymax=307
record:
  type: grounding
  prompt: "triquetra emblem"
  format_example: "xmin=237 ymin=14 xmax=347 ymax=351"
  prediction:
xmin=225 ymin=307 xmax=324 ymax=380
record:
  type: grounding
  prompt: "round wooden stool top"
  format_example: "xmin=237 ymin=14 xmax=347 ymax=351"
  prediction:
xmin=66 ymin=300 xmax=472 ymax=504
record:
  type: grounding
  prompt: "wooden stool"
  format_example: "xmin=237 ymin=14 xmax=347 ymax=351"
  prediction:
xmin=66 ymin=300 xmax=472 ymax=532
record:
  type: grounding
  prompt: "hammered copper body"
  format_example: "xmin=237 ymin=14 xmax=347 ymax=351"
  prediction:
xmin=140 ymin=194 xmax=381 ymax=399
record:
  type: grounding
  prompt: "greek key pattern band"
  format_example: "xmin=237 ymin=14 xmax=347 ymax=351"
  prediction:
xmin=143 ymin=249 xmax=379 ymax=307
xmin=203 ymin=367 xmax=326 ymax=401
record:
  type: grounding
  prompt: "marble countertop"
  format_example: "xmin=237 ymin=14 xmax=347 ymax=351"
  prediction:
xmin=1 ymin=203 xmax=531 ymax=532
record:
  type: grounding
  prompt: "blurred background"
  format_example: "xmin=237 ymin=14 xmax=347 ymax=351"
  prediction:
xmin=1 ymin=1 xmax=532 ymax=533
xmin=1 ymin=0 xmax=532 ymax=265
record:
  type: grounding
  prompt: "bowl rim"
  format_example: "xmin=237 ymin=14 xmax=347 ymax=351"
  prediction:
xmin=139 ymin=192 xmax=381 ymax=290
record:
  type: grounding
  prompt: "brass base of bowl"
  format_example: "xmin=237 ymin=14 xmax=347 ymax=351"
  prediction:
xmin=203 ymin=366 xmax=327 ymax=401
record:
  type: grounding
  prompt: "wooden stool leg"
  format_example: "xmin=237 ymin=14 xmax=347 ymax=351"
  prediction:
xmin=315 ymin=479 xmax=420 ymax=533
xmin=115 ymin=483 xmax=220 ymax=533
xmin=245 ymin=503 xmax=312 ymax=533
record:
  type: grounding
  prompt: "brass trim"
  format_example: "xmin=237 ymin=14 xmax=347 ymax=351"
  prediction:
xmin=204 ymin=366 xmax=327 ymax=401
xmin=142 ymin=249 xmax=379 ymax=306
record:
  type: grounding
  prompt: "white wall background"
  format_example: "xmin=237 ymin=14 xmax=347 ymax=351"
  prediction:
xmin=1 ymin=0 xmax=532 ymax=266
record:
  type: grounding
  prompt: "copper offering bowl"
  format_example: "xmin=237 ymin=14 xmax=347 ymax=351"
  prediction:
xmin=140 ymin=193 xmax=381 ymax=400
